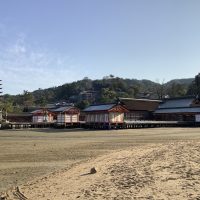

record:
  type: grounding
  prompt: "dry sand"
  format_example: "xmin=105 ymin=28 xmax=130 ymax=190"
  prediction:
xmin=2 ymin=140 xmax=200 ymax=200
xmin=1 ymin=142 xmax=200 ymax=200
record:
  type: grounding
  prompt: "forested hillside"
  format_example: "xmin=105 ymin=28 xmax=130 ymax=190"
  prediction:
xmin=1 ymin=75 xmax=195 ymax=112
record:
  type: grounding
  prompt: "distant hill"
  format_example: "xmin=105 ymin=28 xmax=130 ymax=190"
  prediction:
xmin=28 ymin=77 xmax=194 ymax=105
xmin=2 ymin=76 xmax=194 ymax=112
xmin=163 ymin=78 xmax=193 ymax=98
xmin=165 ymin=78 xmax=194 ymax=86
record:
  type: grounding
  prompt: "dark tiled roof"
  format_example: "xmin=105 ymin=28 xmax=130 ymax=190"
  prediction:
xmin=31 ymin=109 xmax=43 ymax=114
xmin=53 ymin=106 xmax=73 ymax=112
xmin=83 ymin=104 xmax=116 ymax=112
xmin=119 ymin=98 xmax=161 ymax=111
xmin=7 ymin=113 xmax=32 ymax=117
xmin=158 ymin=98 xmax=194 ymax=109
xmin=31 ymin=109 xmax=54 ymax=114
xmin=119 ymin=98 xmax=161 ymax=102
xmin=155 ymin=107 xmax=200 ymax=114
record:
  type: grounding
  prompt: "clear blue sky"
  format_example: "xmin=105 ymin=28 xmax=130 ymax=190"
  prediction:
xmin=0 ymin=0 xmax=200 ymax=95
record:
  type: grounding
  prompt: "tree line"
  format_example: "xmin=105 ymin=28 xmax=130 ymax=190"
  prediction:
xmin=1 ymin=74 xmax=199 ymax=113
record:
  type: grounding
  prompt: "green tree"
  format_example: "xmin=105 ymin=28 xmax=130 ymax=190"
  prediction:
xmin=38 ymin=96 xmax=47 ymax=107
xmin=99 ymin=88 xmax=116 ymax=103
xmin=154 ymin=80 xmax=166 ymax=99
xmin=167 ymin=83 xmax=186 ymax=97
xmin=76 ymin=100 xmax=90 ymax=109
xmin=0 ymin=95 xmax=13 ymax=112
xmin=187 ymin=73 xmax=200 ymax=96
xmin=22 ymin=90 xmax=35 ymax=111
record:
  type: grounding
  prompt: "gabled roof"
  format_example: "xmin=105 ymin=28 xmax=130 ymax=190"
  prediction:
xmin=53 ymin=106 xmax=74 ymax=112
xmin=31 ymin=109 xmax=54 ymax=115
xmin=154 ymin=96 xmax=200 ymax=114
xmin=119 ymin=98 xmax=161 ymax=111
xmin=83 ymin=104 xmax=116 ymax=112
xmin=158 ymin=97 xmax=194 ymax=109
xmin=119 ymin=97 xmax=161 ymax=103
xmin=7 ymin=113 xmax=32 ymax=117
xmin=155 ymin=107 xmax=200 ymax=114
xmin=31 ymin=109 xmax=44 ymax=114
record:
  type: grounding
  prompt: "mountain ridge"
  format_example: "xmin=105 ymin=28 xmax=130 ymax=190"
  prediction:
xmin=1 ymin=76 xmax=194 ymax=112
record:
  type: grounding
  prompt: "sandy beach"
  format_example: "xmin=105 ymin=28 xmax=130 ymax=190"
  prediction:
xmin=1 ymin=128 xmax=200 ymax=199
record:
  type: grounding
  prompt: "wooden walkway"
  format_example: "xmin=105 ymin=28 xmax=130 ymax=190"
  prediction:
xmin=123 ymin=120 xmax=196 ymax=128
xmin=84 ymin=120 xmax=199 ymax=129
xmin=1 ymin=122 xmax=54 ymax=129
xmin=0 ymin=120 xmax=199 ymax=129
